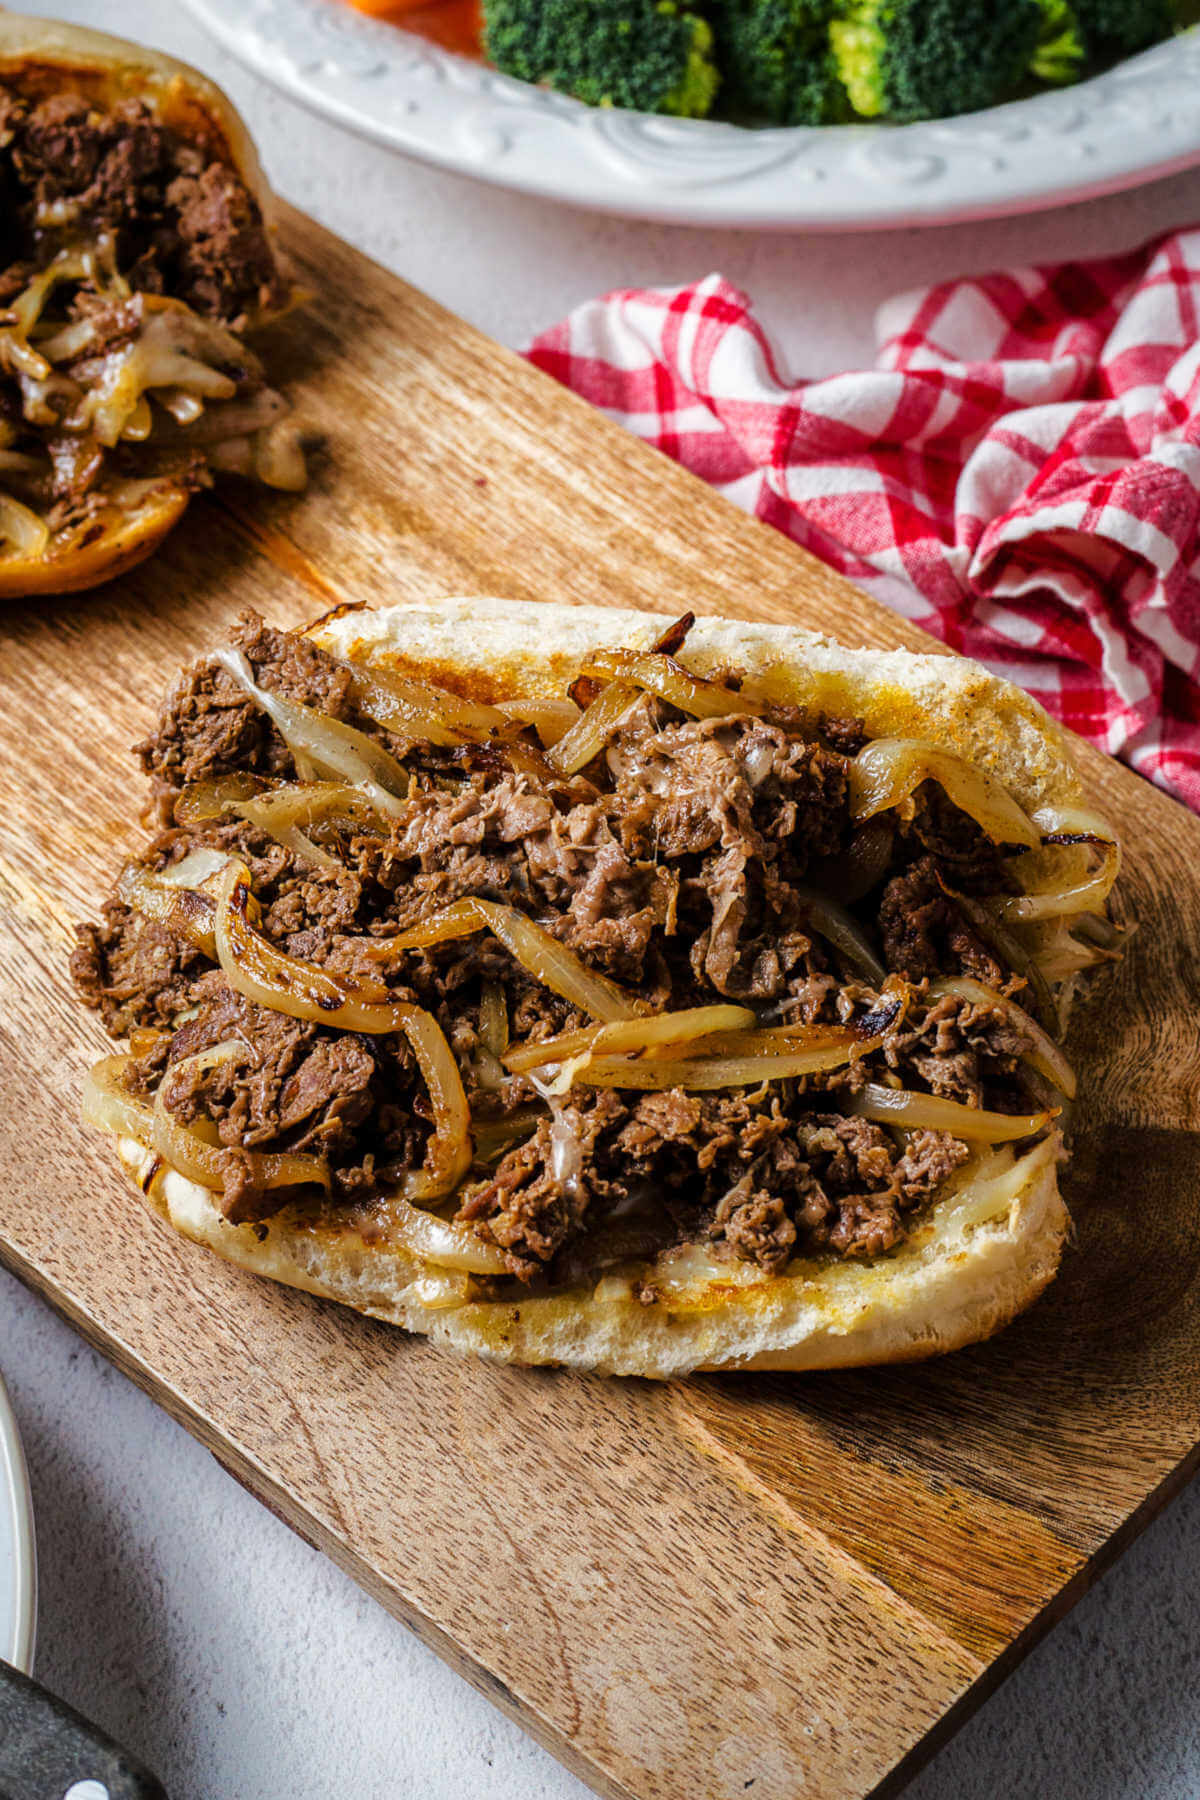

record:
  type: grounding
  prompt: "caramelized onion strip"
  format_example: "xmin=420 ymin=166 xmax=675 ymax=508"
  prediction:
xmin=214 ymin=648 xmax=410 ymax=817
xmin=408 ymin=1270 xmax=473 ymax=1309
xmin=386 ymin=1197 xmax=509 ymax=1274
xmin=117 ymin=855 xmax=226 ymax=959
xmin=472 ymin=1108 xmax=547 ymax=1162
xmin=237 ymin=783 xmax=380 ymax=869
xmin=848 ymin=1081 xmax=1056 ymax=1141
xmin=673 ymin=1021 xmax=894 ymax=1061
xmin=946 ymin=1137 xmax=1059 ymax=1232
xmin=547 ymin=681 xmax=642 ymax=777
xmin=177 ymin=777 xmax=376 ymax=830
xmin=478 ymin=902 xmax=646 ymax=1023
xmin=479 ymin=981 xmax=509 ymax=1058
xmin=997 ymin=807 xmax=1122 ymax=921
xmin=578 ymin=650 xmax=763 ymax=721
xmin=928 ymin=976 xmax=1077 ymax=1099
xmin=176 ymin=778 xmax=381 ymax=869
xmin=503 ymin=1004 xmax=756 ymax=1075
xmin=849 ymin=739 xmax=1041 ymax=849
xmin=552 ymin=1032 xmax=867 ymax=1092
xmin=81 ymin=1054 xmax=154 ymax=1143
xmin=489 ymin=739 xmax=562 ymax=785
xmin=1030 ymin=918 xmax=1122 ymax=985
xmin=392 ymin=1009 xmax=475 ymax=1201
xmin=213 ymin=864 xmax=400 ymax=1029
xmin=368 ymin=900 xmax=488 ymax=955
xmin=212 ymin=867 xmax=471 ymax=1198
xmin=174 ymin=773 xmax=266 ymax=824
xmin=496 ymin=697 xmax=581 ymax=747
xmin=375 ymin=897 xmax=646 ymax=1023
xmin=348 ymin=672 xmax=473 ymax=749
xmin=347 ymin=661 xmax=509 ymax=744
xmin=792 ymin=885 xmax=886 ymax=983
xmin=0 ymin=491 xmax=50 ymax=558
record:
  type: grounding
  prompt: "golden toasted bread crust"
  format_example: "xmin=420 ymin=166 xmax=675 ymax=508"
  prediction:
xmin=312 ymin=598 xmax=1083 ymax=819
xmin=117 ymin=1130 xmax=1067 ymax=1379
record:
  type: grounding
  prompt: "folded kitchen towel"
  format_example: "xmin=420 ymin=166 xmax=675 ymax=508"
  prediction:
xmin=526 ymin=230 xmax=1200 ymax=812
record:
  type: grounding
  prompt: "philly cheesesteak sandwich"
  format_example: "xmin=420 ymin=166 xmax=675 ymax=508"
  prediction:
xmin=73 ymin=599 xmax=1122 ymax=1376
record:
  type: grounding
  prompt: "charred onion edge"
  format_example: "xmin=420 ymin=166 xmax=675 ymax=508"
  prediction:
xmin=995 ymin=807 xmax=1122 ymax=922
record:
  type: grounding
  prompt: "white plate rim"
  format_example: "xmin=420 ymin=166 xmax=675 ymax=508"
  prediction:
xmin=179 ymin=0 xmax=1200 ymax=229
xmin=0 ymin=1371 xmax=36 ymax=1674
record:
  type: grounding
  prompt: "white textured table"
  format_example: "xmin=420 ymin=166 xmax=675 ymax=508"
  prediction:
xmin=5 ymin=4 xmax=1200 ymax=1795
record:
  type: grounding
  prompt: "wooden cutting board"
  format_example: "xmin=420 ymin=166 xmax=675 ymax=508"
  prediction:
xmin=2 ymin=203 xmax=1199 ymax=1800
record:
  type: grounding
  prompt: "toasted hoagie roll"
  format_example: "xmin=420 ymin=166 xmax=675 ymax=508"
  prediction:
xmin=75 ymin=600 xmax=1121 ymax=1377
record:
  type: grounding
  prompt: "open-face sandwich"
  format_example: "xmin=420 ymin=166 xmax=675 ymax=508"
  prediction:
xmin=0 ymin=13 xmax=306 ymax=597
xmin=72 ymin=599 xmax=1122 ymax=1376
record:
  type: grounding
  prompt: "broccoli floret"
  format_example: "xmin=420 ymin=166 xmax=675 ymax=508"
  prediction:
xmin=707 ymin=0 xmax=849 ymax=126
xmin=830 ymin=0 xmax=1045 ymax=121
xmin=1069 ymin=0 xmax=1176 ymax=57
xmin=483 ymin=0 xmax=719 ymax=117
xmin=1030 ymin=0 xmax=1175 ymax=85
xmin=1031 ymin=0 xmax=1087 ymax=82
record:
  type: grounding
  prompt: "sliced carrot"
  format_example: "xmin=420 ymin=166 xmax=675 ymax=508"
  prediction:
xmin=343 ymin=0 xmax=438 ymax=16
xmin=395 ymin=0 xmax=484 ymax=54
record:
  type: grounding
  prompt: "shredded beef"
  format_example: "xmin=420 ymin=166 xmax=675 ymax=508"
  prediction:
xmin=135 ymin=613 xmax=359 ymax=803
xmin=70 ymin=902 xmax=207 ymax=1036
xmin=459 ymin=1091 xmax=978 ymax=1276
xmin=165 ymin=162 xmax=282 ymax=323
xmin=2 ymin=92 xmax=286 ymax=323
xmin=884 ymin=991 xmax=1031 ymax=1108
xmin=894 ymin=1131 xmax=971 ymax=1201
xmin=73 ymin=614 xmax=1051 ymax=1280
xmin=879 ymin=857 xmax=1004 ymax=985
xmin=818 ymin=714 xmax=868 ymax=756
xmin=907 ymin=784 xmax=1013 ymax=894
xmin=144 ymin=973 xmax=424 ymax=1223
xmin=712 ymin=1181 xmax=798 ymax=1273
xmin=458 ymin=1092 xmax=627 ymax=1276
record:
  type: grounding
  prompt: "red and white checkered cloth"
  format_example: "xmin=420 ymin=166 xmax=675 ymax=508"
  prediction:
xmin=526 ymin=230 xmax=1200 ymax=812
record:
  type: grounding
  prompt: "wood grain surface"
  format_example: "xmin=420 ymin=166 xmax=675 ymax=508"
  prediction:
xmin=2 ymin=203 xmax=1199 ymax=1800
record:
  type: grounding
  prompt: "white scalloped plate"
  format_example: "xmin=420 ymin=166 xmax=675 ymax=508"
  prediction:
xmin=182 ymin=0 xmax=1200 ymax=228
xmin=0 ymin=1372 xmax=36 ymax=1675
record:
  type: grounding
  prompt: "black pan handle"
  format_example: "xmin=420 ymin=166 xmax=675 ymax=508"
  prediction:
xmin=0 ymin=1658 xmax=167 ymax=1800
